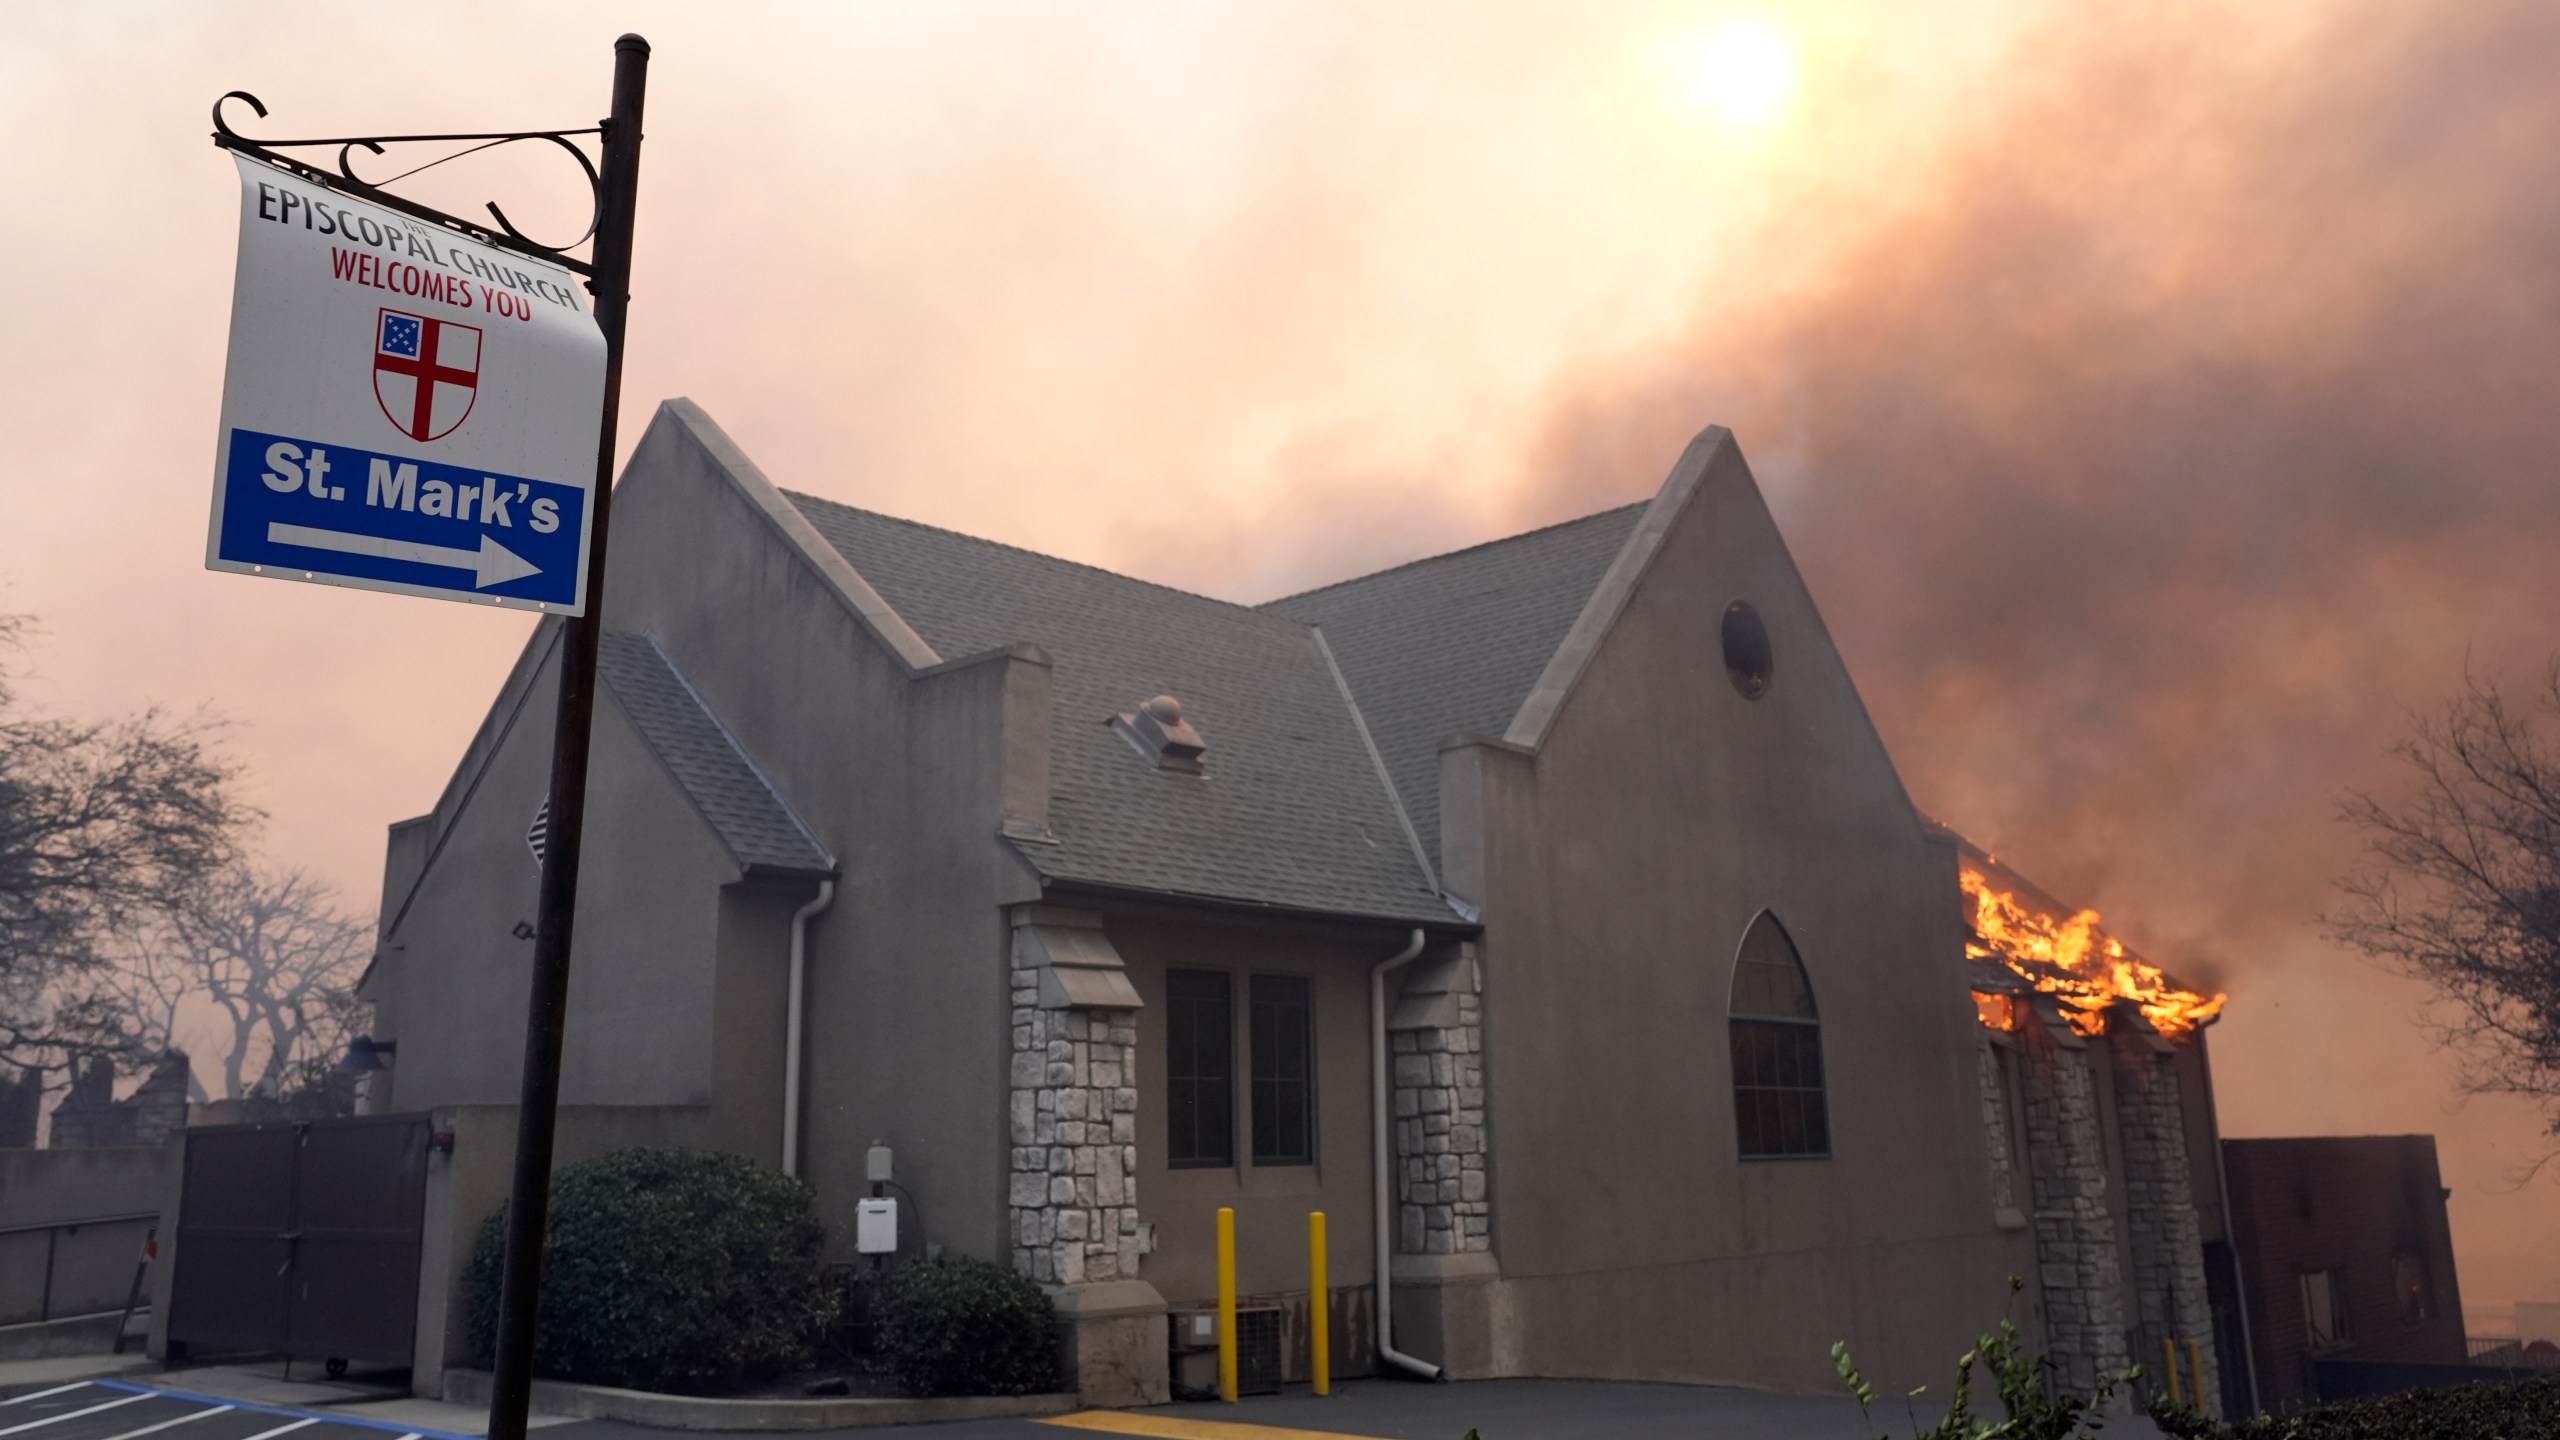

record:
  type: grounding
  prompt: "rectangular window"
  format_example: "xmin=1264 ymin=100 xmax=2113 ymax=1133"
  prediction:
xmin=2301 ymin=1267 xmax=2352 ymax=1352
xmin=1250 ymin=975 xmax=1314 ymax=1165
xmin=1166 ymin=969 xmax=1233 ymax=1168
xmin=1731 ymin=1017 xmax=1830 ymax=1158
xmin=2395 ymin=1251 xmax=2436 ymax=1324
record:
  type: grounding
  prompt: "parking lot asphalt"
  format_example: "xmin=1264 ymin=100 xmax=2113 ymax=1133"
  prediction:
xmin=0 ymin=1380 xmax=475 ymax=1440
xmin=560 ymin=1377 xmax=2170 ymax=1440
xmin=11 ymin=1377 xmax=2166 ymax=1440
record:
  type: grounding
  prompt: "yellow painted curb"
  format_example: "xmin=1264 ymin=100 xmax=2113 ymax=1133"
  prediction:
xmin=1037 ymin=1411 xmax=1392 ymax=1440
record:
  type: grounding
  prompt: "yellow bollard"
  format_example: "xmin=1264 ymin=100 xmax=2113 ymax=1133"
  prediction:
xmin=1217 ymin=1207 xmax=1239 ymax=1403
xmin=1309 ymin=1211 xmax=1331 ymax=1397
xmin=2186 ymin=1338 xmax=2208 ymax=1413
xmin=2160 ymin=1338 xmax=2180 ymax=1408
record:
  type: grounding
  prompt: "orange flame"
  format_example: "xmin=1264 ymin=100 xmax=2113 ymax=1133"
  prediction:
xmin=1962 ymin=867 xmax=2226 ymax=1038
xmin=1973 ymin=991 xmax=2022 ymax=1032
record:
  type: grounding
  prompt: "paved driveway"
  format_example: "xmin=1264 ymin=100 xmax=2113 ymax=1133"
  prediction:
xmin=563 ymin=1377 xmax=2165 ymax=1440
xmin=12 ymin=1377 xmax=2165 ymax=1440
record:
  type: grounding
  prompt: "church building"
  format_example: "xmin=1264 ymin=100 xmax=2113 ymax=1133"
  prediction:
xmin=364 ymin=400 xmax=2228 ymax=1407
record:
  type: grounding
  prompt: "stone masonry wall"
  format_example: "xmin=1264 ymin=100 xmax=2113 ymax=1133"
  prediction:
xmin=1008 ymin=971 xmax=1141 ymax=1285
xmin=46 ymin=1053 xmax=189 ymax=1151
xmin=1979 ymin=1041 xmax=2022 ymax=1220
xmin=2109 ymin=1030 xmax=2220 ymax=1417
xmin=1389 ymin=986 xmax=1490 ymax=1256
xmin=2016 ymin=1014 xmax=2132 ymax=1395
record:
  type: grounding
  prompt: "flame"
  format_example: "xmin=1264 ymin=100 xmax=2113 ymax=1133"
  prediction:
xmin=1962 ymin=867 xmax=2226 ymax=1038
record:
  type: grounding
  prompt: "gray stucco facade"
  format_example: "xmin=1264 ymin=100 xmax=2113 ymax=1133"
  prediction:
xmin=366 ymin=400 xmax=2219 ymax=1405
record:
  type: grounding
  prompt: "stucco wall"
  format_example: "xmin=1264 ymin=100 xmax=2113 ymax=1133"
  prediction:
xmin=1108 ymin=904 xmax=1398 ymax=1310
xmin=708 ymin=883 xmax=802 ymax=1169
xmin=0 ymin=1147 xmax=167 ymax=1326
xmin=545 ymin=405 xmax=1030 ymax=1262
xmin=372 ymin=669 xmax=727 ymax=1114
xmin=1444 ymin=432 xmax=2035 ymax=1391
xmin=371 ymin=404 xmax=1033 ymax=1265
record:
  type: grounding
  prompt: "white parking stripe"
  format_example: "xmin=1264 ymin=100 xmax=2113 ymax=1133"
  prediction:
xmin=0 ymin=1388 xmax=94 ymax=1410
xmin=0 ymin=1394 xmax=152 ymax=1437
xmin=95 ymin=1406 xmax=232 ymax=1440
xmin=232 ymin=1420 xmax=319 ymax=1440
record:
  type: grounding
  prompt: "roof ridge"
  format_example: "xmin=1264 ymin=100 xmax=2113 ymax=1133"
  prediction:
xmin=596 ymin=630 xmax=834 ymax=878
xmin=1259 ymin=500 xmax=1650 ymax=608
xmin=630 ymin=632 xmax=834 ymax=868
xmin=781 ymin=489 xmax=1297 ymax=629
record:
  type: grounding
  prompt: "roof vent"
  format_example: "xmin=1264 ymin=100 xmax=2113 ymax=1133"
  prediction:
xmin=1111 ymin=693 xmax=1207 ymax=774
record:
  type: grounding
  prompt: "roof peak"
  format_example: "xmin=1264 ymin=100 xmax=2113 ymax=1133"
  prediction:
xmin=1259 ymin=500 xmax=1651 ymax=609
xmin=780 ymin=489 xmax=1281 ymax=623
xmin=780 ymin=487 xmax=1656 ymax=623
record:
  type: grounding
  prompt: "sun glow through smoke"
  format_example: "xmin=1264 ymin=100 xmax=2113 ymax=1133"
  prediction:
xmin=1668 ymin=14 xmax=1801 ymax=131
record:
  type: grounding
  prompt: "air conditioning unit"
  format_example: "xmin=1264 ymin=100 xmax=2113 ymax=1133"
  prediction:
xmin=1169 ymin=1306 xmax=1283 ymax=1395
xmin=1171 ymin=1308 xmax=1219 ymax=1352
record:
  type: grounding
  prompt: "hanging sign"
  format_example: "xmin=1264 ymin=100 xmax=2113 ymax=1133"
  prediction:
xmin=205 ymin=155 xmax=607 ymax=612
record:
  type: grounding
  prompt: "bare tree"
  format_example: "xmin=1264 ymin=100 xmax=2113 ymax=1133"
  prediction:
xmin=2333 ymin=664 xmax=2560 ymax=1164
xmin=58 ymin=866 xmax=372 ymax=1103
xmin=0 ymin=615 xmax=248 ymax=1090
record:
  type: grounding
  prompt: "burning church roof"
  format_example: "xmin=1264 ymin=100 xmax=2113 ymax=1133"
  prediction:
xmin=1941 ymin=831 xmax=2227 ymax=1040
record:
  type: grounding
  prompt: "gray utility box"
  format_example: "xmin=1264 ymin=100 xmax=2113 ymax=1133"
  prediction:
xmin=1169 ymin=1305 xmax=1284 ymax=1395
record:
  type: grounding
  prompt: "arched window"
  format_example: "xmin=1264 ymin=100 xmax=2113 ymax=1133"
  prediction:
xmin=1729 ymin=912 xmax=1829 ymax=1158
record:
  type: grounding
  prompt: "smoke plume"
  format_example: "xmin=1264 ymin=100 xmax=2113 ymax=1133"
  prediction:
xmin=1486 ymin=0 xmax=2560 ymax=1306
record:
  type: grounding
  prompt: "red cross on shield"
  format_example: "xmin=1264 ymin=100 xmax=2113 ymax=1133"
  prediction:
xmin=373 ymin=308 xmax=482 ymax=442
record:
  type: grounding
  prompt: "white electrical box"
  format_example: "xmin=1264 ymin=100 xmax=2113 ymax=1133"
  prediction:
xmin=866 ymin=1144 xmax=894 ymax=1185
xmin=855 ymin=1197 xmax=897 ymax=1254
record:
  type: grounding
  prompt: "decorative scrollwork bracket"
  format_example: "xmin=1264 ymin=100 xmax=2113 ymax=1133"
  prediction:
xmin=211 ymin=90 xmax=605 ymax=277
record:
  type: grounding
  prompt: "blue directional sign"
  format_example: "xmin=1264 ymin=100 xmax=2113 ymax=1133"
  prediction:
xmin=210 ymin=428 xmax=589 ymax=609
xmin=207 ymin=157 xmax=606 ymax=613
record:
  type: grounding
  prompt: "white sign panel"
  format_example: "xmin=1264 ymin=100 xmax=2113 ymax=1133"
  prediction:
xmin=206 ymin=154 xmax=607 ymax=613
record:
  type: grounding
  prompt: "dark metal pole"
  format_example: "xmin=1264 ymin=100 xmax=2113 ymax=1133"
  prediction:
xmin=486 ymin=35 xmax=647 ymax=1440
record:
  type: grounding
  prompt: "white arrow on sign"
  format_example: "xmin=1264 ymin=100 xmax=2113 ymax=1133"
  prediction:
xmin=266 ymin=522 xmax=541 ymax=589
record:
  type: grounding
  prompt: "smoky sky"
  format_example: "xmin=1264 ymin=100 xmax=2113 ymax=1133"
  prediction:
xmin=1728 ymin=1 xmax=2548 ymax=945
xmin=1741 ymin=0 xmax=2560 ymax=941
xmin=1198 ymin=0 xmax=2560 ymax=1302
xmin=1188 ymin=0 xmax=2560 ymax=957
xmin=1641 ymin=0 xmax=2560 ymax=1293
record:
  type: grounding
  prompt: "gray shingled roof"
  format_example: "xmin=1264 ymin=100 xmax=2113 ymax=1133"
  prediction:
xmin=1263 ymin=505 xmax=1646 ymax=870
xmin=786 ymin=495 xmax=1454 ymax=924
xmin=598 ymin=631 xmax=835 ymax=879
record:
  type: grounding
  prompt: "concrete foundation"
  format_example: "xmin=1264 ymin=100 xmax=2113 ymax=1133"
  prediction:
xmin=1050 ymin=1279 xmax=1169 ymax=1407
xmin=1388 ymin=1252 xmax=1505 ymax=1379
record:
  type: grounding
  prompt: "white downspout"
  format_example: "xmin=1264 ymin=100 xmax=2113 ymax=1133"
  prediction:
xmin=781 ymin=879 xmax=836 ymax=1179
xmin=1372 ymin=926 xmax=1443 ymax=1381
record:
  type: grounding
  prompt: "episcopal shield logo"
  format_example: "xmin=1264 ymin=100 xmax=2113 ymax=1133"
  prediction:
xmin=373 ymin=308 xmax=481 ymax=442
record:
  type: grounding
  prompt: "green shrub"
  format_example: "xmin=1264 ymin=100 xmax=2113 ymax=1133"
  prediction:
xmin=2149 ymin=1374 xmax=2560 ymax=1440
xmin=464 ymin=1147 xmax=839 ymax=1395
xmin=1833 ymin=1276 xmax=2136 ymax=1439
xmin=869 ymin=1253 xmax=1060 ymax=1397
